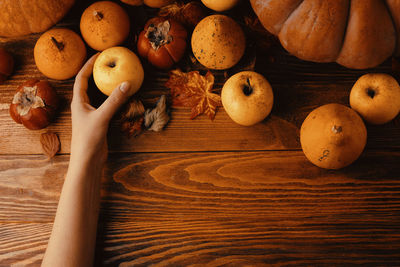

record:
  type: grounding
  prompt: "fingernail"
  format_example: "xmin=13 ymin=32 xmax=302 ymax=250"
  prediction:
xmin=119 ymin=81 xmax=130 ymax=93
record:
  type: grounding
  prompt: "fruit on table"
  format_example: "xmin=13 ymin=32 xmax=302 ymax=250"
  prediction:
xmin=221 ymin=71 xmax=273 ymax=126
xmin=201 ymin=0 xmax=240 ymax=12
xmin=350 ymin=73 xmax=400 ymax=125
xmin=250 ymin=0 xmax=400 ymax=69
xmin=0 ymin=0 xmax=75 ymax=37
xmin=93 ymin=46 xmax=144 ymax=96
xmin=300 ymin=103 xmax=367 ymax=169
xmin=34 ymin=28 xmax=86 ymax=80
xmin=138 ymin=17 xmax=187 ymax=69
xmin=0 ymin=47 xmax=14 ymax=84
xmin=191 ymin=15 xmax=245 ymax=70
xmin=9 ymin=79 xmax=59 ymax=130
xmin=80 ymin=1 xmax=130 ymax=51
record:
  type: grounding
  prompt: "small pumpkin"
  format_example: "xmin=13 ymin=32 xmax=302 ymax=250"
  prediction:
xmin=0 ymin=0 xmax=75 ymax=37
xmin=300 ymin=103 xmax=367 ymax=169
xmin=138 ymin=17 xmax=187 ymax=69
xmin=251 ymin=0 xmax=400 ymax=69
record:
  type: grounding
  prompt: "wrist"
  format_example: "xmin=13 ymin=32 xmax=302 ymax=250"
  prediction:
xmin=67 ymin=151 xmax=105 ymax=180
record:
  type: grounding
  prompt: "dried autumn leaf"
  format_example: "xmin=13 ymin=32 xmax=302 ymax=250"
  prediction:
xmin=158 ymin=2 xmax=206 ymax=29
xmin=40 ymin=131 xmax=60 ymax=158
xmin=144 ymin=95 xmax=170 ymax=132
xmin=121 ymin=118 xmax=144 ymax=138
xmin=243 ymin=15 xmax=278 ymax=51
xmin=120 ymin=98 xmax=145 ymax=138
xmin=165 ymin=69 xmax=221 ymax=120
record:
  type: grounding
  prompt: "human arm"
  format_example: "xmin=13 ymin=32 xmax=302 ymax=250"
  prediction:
xmin=41 ymin=54 xmax=131 ymax=267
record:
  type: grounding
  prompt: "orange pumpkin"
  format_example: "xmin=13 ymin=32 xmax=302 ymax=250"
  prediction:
xmin=0 ymin=0 xmax=75 ymax=37
xmin=251 ymin=0 xmax=400 ymax=69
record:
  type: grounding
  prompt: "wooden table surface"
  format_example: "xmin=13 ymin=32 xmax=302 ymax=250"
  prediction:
xmin=1 ymin=1 xmax=400 ymax=266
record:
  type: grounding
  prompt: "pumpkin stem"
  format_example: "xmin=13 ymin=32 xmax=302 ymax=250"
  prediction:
xmin=94 ymin=11 xmax=103 ymax=21
xmin=51 ymin=37 xmax=64 ymax=51
xmin=243 ymin=77 xmax=253 ymax=96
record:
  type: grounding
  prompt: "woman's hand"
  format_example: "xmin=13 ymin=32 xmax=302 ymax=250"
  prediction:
xmin=42 ymin=54 xmax=133 ymax=267
xmin=70 ymin=53 xmax=131 ymax=166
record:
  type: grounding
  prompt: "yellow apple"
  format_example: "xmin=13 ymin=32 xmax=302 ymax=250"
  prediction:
xmin=93 ymin=46 xmax=144 ymax=96
xmin=350 ymin=73 xmax=400 ymax=124
xmin=221 ymin=71 xmax=273 ymax=126
xmin=201 ymin=0 xmax=240 ymax=11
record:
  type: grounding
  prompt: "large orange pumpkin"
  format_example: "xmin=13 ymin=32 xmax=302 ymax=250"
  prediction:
xmin=0 ymin=0 xmax=75 ymax=37
xmin=250 ymin=0 xmax=400 ymax=69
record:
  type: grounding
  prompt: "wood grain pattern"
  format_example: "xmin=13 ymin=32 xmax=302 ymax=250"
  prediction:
xmin=0 ymin=151 xmax=399 ymax=265
xmin=1 ymin=0 xmax=400 ymax=266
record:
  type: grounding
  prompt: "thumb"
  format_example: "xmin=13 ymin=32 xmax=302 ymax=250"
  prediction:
xmin=97 ymin=81 xmax=131 ymax=122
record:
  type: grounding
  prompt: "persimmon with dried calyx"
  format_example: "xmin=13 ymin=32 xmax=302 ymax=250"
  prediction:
xmin=300 ymin=103 xmax=367 ymax=170
xmin=34 ymin=28 xmax=86 ymax=80
xmin=138 ymin=17 xmax=187 ymax=69
xmin=9 ymin=79 xmax=59 ymax=130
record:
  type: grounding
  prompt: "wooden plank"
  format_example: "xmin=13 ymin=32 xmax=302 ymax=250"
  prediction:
xmin=0 ymin=151 xmax=399 ymax=265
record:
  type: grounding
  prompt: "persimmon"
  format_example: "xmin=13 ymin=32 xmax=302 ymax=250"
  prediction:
xmin=138 ymin=17 xmax=187 ymax=69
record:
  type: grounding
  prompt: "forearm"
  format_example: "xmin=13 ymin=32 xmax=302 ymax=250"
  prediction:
xmin=42 ymin=154 xmax=104 ymax=267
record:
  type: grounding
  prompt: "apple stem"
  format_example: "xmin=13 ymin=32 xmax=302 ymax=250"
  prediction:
xmin=367 ymin=88 xmax=376 ymax=98
xmin=94 ymin=11 xmax=103 ymax=21
xmin=242 ymin=77 xmax=253 ymax=96
xmin=51 ymin=37 xmax=64 ymax=51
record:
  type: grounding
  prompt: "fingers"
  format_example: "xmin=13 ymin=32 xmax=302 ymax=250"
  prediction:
xmin=97 ymin=81 xmax=131 ymax=122
xmin=72 ymin=53 xmax=99 ymax=104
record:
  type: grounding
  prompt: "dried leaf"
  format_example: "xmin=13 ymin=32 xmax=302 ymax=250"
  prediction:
xmin=158 ymin=2 xmax=206 ymax=29
xmin=165 ymin=69 xmax=221 ymax=120
xmin=120 ymin=98 xmax=145 ymax=138
xmin=144 ymin=95 xmax=170 ymax=132
xmin=121 ymin=118 xmax=144 ymax=138
xmin=243 ymin=15 xmax=278 ymax=50
xmin=40 ymin=131 xmax=60 ymax=158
